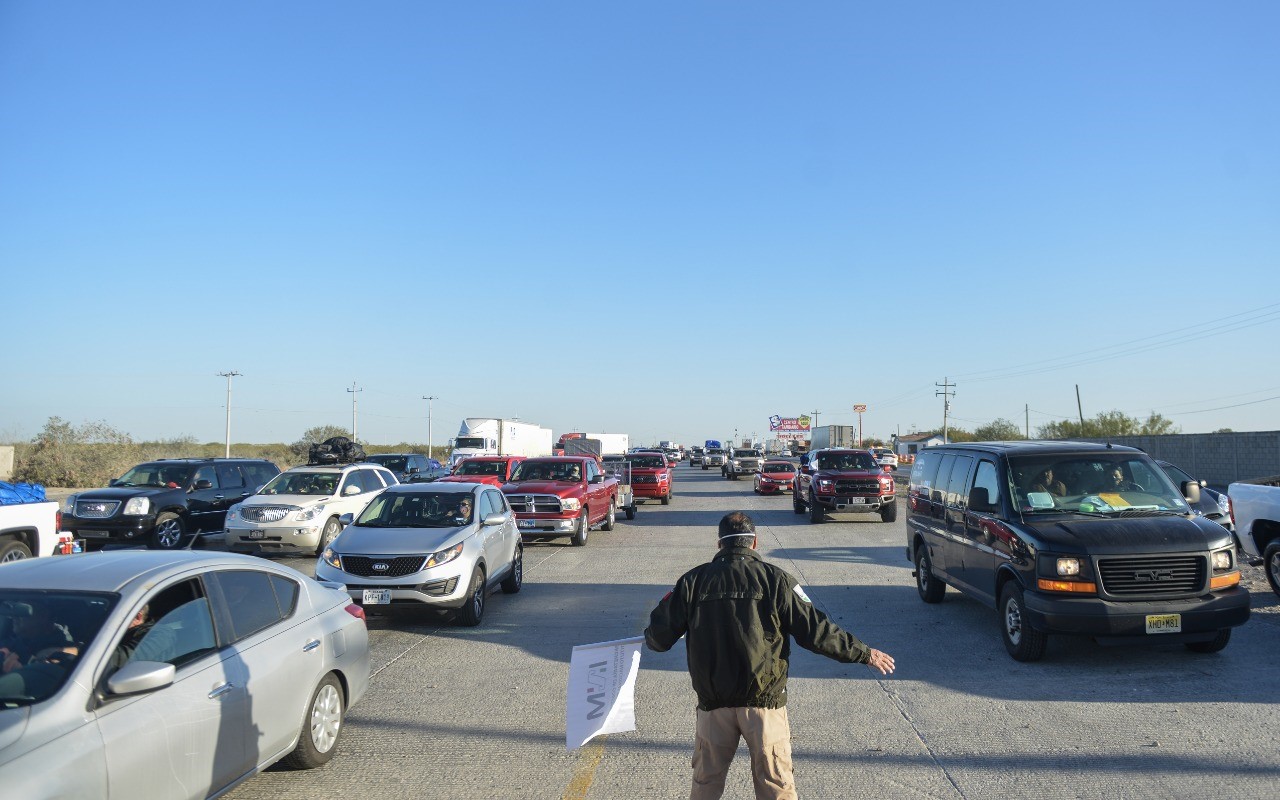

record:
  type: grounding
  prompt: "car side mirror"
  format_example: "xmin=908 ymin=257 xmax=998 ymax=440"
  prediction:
xmin=968 ymin=487 xmax=997 ymax=513
xmin=343 ymin=485 xmax=361 ymax=496
xmin=1181 ymin=481 xmax=1201 ymax=505
xmin=107 ymin=661 xmax=176 ymax=696
xmin=194 ymin=479 xmax=213 ymax=490
xmin=339 ymin=513 xmax=354 ymax=527
xmin=109 ymin=478 xmax=120 ymax=487
xmin=589 ymin=474 xmax=604 ymax=484
xmin=482 ymin=513 xmax=505 ymax=526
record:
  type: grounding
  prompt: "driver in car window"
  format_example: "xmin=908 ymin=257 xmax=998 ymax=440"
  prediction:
xmin=1030 ymin=468 xmax=1068 ymax=497
xmin=0 ymin=603 xmax=73 ymax=674
xmin=452 ymin=497 xmax=474 ymax=525
xmin=1105 ymin=466 xmax=1142 ymax=492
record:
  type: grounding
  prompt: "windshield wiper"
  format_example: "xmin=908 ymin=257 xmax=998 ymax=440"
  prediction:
xmin=1023 ymin=507 xmax=1110 ymax=518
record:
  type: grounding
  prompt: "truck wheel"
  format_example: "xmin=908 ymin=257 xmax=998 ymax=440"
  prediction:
xmin=625 ymin=505 xmax=636 ymax=520
xmin=793 ymin=492 xmax=805 ymax=514
xmin=0 ymin=539 xmax=33 ymax=563
xmin=1185 ymin=628 xmax=1231 ymax=653
xmin=880 ymin=502 xmax=898 ymax=523
xmin=1000 ymin=582 xmax=1048 ymax=662
xmin=661 ymin=493 xmax=670 ymax=506
xmin=808 ymin=494 xmax=824 ymax=524
xmin=1265 ymin=542 xmax=1280 ymax=596
xmin=602 ymin=502 xmax=616 ymax=531
xmin=915 ymin=545 xmax=945 ymax=603
xmin=149 ymin=513 xmax=185 ymax=550
xmin=571 ymin=511 xmax=588 ymax=547
xmin=702 ymin=464 xmax=708 ymax=470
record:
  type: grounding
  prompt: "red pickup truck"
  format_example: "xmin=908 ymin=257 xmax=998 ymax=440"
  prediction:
xmin=625 ymin=451 xmax=672 ymax=505
xmin=793 ymin=448 xmax=897 ymax=524
xmin=437 ymin=456 xmax=525 ymax=487
xmin=501 ymin=456 xmax=619 ymax=546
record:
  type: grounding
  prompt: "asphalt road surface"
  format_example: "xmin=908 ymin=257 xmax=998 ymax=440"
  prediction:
xmin=227 ymin=464 xmax=1280 ymax=800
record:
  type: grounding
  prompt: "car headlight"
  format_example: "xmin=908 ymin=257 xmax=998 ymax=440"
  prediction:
xmin=321 ymin=547 xmax=342 ymax=569
xmin=1212 ymin=549 xmax=1233 ymax=570
xmin=1056 ymin=557 xmax=1081 ymax=576
xmin=561 ymin=497 xmax=582 ymax=511
xmin=816 ymin=479 xmax=834 ymax=492
xmin=63 ymin=494 xmax=78 ymax=514
xmin=1216 ymin=493 xmax=1231 ymax=513
xmin=424 ymin=543 xmax=464 ymax=569
xmin=123 ymin=497 xmax=150 ymax=516
xmin=296 ymin=504 xmax=325 ymax=522
xmin=225 ymin=504 xmax=240 ymax=521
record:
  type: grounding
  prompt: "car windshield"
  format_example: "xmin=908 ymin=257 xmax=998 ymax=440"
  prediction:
xmin=815 ymin=453 xmax=878 ymax=470
xmin=764 ymin=463 xmax=796 ymax=473
xmin=1007 ymin=454 xmax=1190 ymax=515
xmin=115 ymin=463 xmax=192 ymax=488
xmin=368 ymin=456 xmax=408 ymax=472
xmin=629 ymin=455 xmax=666 ymax=469
xmin=733 ymin=450 xmax=757 ymax=458
xmin=356 ymin=491 xmax=474 ymax=528
xmin=509 ymin=461 xmax=582 ymax=482
xmin=0 ymin=591 xmax=118 ymax=707
xmin=456 ymin=461 xmax=505 ymax=476
xmin=707 ymin=449 xmax=725 ymax=455
xmin=454 ymin=437 xmax=486 ymax=449
xmin=261 ymin=472 xmax=339 ymax=496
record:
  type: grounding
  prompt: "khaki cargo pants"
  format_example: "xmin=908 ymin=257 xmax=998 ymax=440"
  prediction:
xmin=690 ymin=706 xmax=796 ymax=800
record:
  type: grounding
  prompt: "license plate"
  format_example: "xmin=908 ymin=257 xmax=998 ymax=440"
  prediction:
xmin=79 ymin=530 xmax=109 ymax=538
xmin=362 ymin=589 xmax=392 ymax=605
xmin=846 ymin=497 xmax=866 ymax=504
xmin=519 ymin=520 xmax=537 ymax=529
xmin=1146 ymin=614 xmax=1181 ymax=634
xmin=248 ymin=530 xmax=265 ymax=540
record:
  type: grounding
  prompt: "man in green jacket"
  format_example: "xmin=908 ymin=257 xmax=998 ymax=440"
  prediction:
xmin=645 ymin=512 xmax=895 ymax=800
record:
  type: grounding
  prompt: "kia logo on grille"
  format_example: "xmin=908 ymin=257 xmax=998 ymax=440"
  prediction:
xmin=372 ymin=563 xmax=389 ymax=571
xmin=1134 ymin=569 xmax=1173 ymax=582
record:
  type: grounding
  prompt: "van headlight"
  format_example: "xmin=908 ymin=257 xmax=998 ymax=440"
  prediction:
xmin=123 ymin=497 xmax=151 ymax=516
xmin=296 ymin=504 xmax=325 ymax=521
xmin=1056 ymin=557 xmax=1081 ymax=576
xmin=1211 ymin=549 xmax=1233 ymax=571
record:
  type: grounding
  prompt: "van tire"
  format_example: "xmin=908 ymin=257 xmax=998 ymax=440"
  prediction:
xmin=915 ymin=546 xmax=946 ymax=603
xmin=1264 ymin=541 xmax=1280 ymax=596
xmin=1000 ymin=582 xmax=1048 ymax=662
xmin=1185 ymin=629 xmax=1231 ymax=654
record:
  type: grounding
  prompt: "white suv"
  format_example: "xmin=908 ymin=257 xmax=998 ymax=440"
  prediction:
xmin=871 ymin=448 xmax=899 ymax=470
xmin=224 ymin=463 xmax=398 ymax=555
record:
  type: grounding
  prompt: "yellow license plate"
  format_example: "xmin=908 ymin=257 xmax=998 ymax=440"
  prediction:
xmin=1145 ymin=614 xmax=1182 ymax=634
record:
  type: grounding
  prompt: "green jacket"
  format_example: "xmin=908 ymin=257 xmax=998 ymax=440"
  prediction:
xmin=645 ymin=544 xmax=871 ymax=711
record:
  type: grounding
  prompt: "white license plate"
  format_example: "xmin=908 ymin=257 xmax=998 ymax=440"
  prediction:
xmin=1146 ymin=614 xmax=1181 ymax=634
xmin=248 ymin=530 xmax=265 ymax=540
xmin=845 ymin=497 xmax=866 ymax=504
xmin=362 ymin=589 xmax=392 ymax=605
xmin=519 ymin=520 xmax=537 ymax=529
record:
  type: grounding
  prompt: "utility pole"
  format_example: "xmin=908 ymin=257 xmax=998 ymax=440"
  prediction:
xmin=217 ymin=371 xmax=241 ymax=458
xmin=347 ymin=382 xmax=362 ymax=442
xmin=936 ymin=378 xmax=956 ymax=444
xmin=1075 ymin=384 xmax=1085 ymax=430
xmin=1025 ymin=404 xmax=1030 ymax=439
xmin=422 ymin=395 xmax=438 ymax=459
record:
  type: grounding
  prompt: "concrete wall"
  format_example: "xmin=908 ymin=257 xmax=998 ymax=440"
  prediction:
xmin=1070 ymin=431 xmax=1280 ymax=486
xmin=0 ymin=446 xmax=12 ymax=482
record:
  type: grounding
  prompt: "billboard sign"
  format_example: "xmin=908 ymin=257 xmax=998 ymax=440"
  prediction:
xmin=768 ymin=415 xmax=811 ymax=433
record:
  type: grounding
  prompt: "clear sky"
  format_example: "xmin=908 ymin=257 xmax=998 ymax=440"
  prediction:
xmin=3 ymin=2 xmax=1277 ymax=449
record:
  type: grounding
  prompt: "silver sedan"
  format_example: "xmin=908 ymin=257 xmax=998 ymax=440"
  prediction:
xmin=0 ymin=551 xmax=369 ymax=799
xmin=316 ymin=481 xmax=523 ymax=625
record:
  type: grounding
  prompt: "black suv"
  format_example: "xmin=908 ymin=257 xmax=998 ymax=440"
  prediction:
xmin=905 ymin=441 xmax=1248 ymax=661
xmin=62 ymin=458 xmax=280 ymax=550
xmin=363 ymin=453 xmax=444 ymax=483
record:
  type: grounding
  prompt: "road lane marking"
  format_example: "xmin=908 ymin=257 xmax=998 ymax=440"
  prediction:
xmin=561 ymin=738 xmax=606 ymax=800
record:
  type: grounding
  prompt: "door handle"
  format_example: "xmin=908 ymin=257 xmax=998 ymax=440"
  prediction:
xmin=208 ymin=682 xmax=235 ymax=699
xmin=303 ymin=639 xmax=321 ymax=653
xmin=213 ymin=495 xmax=225 ymax=501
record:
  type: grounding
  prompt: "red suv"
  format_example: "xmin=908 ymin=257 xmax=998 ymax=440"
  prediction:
xmin=793 ymin=449 xmax=896 ymax=524
xmin=626 ymin=452 xmax=672 ymax=505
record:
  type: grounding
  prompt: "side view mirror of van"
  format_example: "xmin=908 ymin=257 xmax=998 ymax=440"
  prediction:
xmin=1181 ymin=481 xmax=1201 ymax=505
xmin=968 ymin=487 xmax=998 ymax=513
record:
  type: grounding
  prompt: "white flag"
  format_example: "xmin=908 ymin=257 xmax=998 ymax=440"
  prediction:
xmin=566 ymin=635 xmax=644 ymax=750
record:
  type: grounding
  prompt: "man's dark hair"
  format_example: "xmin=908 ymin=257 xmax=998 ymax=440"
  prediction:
xmin=717 ymin=511 xmax=756 ymax=542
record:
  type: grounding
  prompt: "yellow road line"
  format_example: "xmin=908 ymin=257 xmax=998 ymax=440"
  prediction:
xmin=561 ymin=738 xmax=607 ymax=800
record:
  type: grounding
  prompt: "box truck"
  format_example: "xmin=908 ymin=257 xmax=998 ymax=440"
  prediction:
xmin=809 ymin=425 xmax=859 ymax=450
xmin=449 ymin=418 xmax=553 ymax=467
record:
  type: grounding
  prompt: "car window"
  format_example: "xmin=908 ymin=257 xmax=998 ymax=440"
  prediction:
xmin=944 ymin=456 xmax=975 ymax=508
xmin=210 ymin=570 xmax=287 ymax=643
xmin=342 ymin=471 xmax=370 ymax=494
xmin=971 ymin=460 xmax=1001 ymax=511
xmin=243 ymin=463 xmax=279 ymax=490
xmin=216 ymin=464 xmax=245 ymax=489
xmin=585 ymin=460 xmax=599 ymax=481
xmin=479 ymin=491 xmax=497 ymax=518
xmin=192 ymin=465 xmax=219 ymax=490
xmin=1161 ymin=463 xmax=1193 ymax=486
xmin=117 ymin=579 xmax=217 ymax=671
xmin=489 ymin=490 xmax=508 ymax=513
xmin=0 ymin=590 xmax=117 ymax=704
xmin=376 ymin=468 xmax=398 ymax=487
xmin=929 ymin=455 xmax=955 ymax=503
xmin=269 ymin=575 xmax=299 ymax=618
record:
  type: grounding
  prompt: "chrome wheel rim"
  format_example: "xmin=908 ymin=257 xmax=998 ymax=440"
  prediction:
xmin=0 ymin=548 xmax=28 ymax=563
xmin=1269 ymin=551 xmax=1280 ymax=585
xmin=155 ymin=519 xmax=181 ymax=548
xmin=1005 ymin=596 xmax=1023 ymax=645
xmin=310 ymin=684 xmax=342 ymax=753
xmin=471 ymin=573 xmax=485 ymax=618
xmin=916 ymin=554 xmax=929 ymax=593
xmin=513 ymin=548 xmax=523 ymax=586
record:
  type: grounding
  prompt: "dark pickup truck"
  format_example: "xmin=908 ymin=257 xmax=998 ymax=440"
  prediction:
xmin=793 ymin=449 xmax=897 ymax=523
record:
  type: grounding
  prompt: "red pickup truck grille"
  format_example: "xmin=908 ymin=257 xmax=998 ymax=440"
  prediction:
xmin=834 ymin=480 xmax=881 ymax=494
xmin=508 ymin=495 xmax=562 ymax=513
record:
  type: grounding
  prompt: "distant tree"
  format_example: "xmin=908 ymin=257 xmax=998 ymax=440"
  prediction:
xmin=1138 ymin=412 xmax=1178 ymax=436
xmin=1037 ymin=410 xmax=1179 ymax=439
xmin=290 ymin=425 xmax=353 ymax=460
xmin=1213 ymin=428 xmax=1234 ymax=434
xmin=918 ymin=427 xmax=975 ymax=443
xmin=973 ymin=418 xmax=1024 ymax=441
xmin=14 ymin=416 xmax=137 ymax=487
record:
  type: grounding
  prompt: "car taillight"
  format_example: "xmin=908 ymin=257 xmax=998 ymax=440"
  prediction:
xmin=344 ymin=603 xmax=366 ymax=621
xmin=55 ymin=510 xmax=63 ymax=531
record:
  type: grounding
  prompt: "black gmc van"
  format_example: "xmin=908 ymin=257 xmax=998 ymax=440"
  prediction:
xmin=905 ymin=441 xmax=1248 ymax=661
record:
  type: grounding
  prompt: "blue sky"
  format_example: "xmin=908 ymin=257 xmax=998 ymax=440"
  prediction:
xmin=3 ymin=2 xmax=1277 ymax=449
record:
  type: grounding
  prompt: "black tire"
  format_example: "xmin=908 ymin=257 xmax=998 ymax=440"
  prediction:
xmin=281 ymin=673 xmax=345 ymax=769
xmin=660 ymin=494 xmax=670 ymax=506
xmin=1265 ymin=542 xmax=1280 ymax=596
xmin=625 ymin=506 xmax=636 ymax=520
xmin=457 ymin=566 xmax=486 ymax=626
xmin=793 ymin=492 xmax=805 ymax=515
xmin=316 ymin=516 xmax=342 ymax=555
xmin=915 ymin=545 xmax=945 ymax=603
xmin=149 ymin=513 xmax=185 ymax=550
xmin=1186 ymin=629 xmax=1231 ymax=653
xmin=602 ymin=502 xmax=616 ymax=531
xmin=0 ymin=538 xmax=33 ymax=563
xmin=501 ymin=544 xmax=523 ymax=594
xmin=808 ymin=494 xmax=824 ymax=524
xmin=702 ymin=464 xmax=708 ymax=470
xmin=880 ymin=502 xmax=898 ymax=523
xmin=1000 ymin=582 xmax=1048 ymax=662
xmin=571 ymin=511 xmax=588 ymax=546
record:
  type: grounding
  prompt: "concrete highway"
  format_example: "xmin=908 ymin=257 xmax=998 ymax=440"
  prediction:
xmin=228 ymin=463 xmax=1280 ymax=800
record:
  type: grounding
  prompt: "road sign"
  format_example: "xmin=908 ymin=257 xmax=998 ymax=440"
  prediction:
xmin=853 ymin=404 xmax=867 ymax=413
